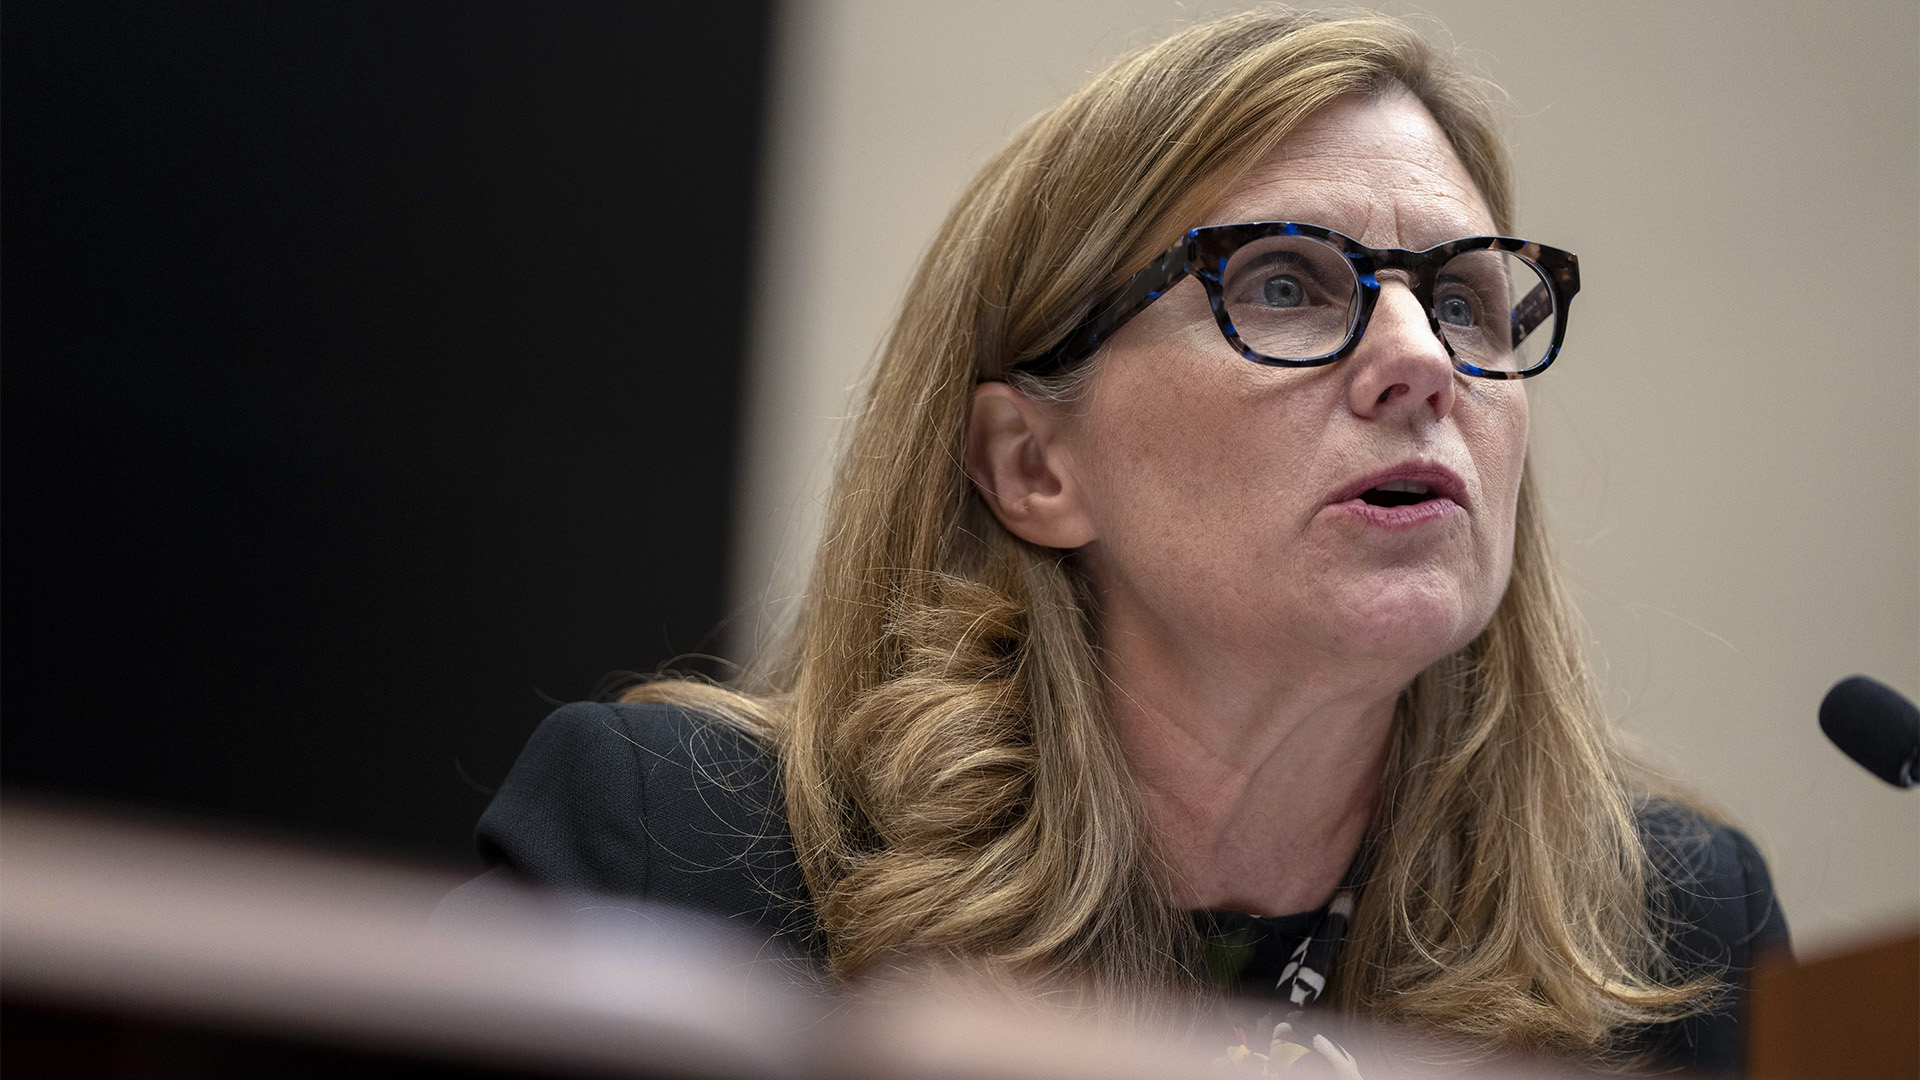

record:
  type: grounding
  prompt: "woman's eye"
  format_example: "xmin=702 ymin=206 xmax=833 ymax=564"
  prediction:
xmin=1262 ymin=275 xmax=1306 ymax=308
xmin=1436 ymin=295 xmax=1476 ymax=326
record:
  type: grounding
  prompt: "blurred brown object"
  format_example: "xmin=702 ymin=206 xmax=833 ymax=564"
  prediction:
xmin=0 ymin=796 xmax=1216 ymax=1079
xmin=1748 ymin=928 xmax=1919 ymax=1080
xmin=0 ymin=795 xmax=1595 ymax=1079
xmin=0 ymin=795 xmax=823 ymax=1078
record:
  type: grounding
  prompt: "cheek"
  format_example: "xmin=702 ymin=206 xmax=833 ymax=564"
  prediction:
xmin=1073 ymin=356 xmax=1316 ymax=552
xmin=1471 ymin=386 xmax=1530 ymax=580
xmin=1070 ymin=284 xmax=1273 ymax=492
xmin=1489 ymin=388 xmax=1529 ymax=508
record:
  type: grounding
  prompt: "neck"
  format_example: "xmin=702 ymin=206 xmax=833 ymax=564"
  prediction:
xmin=1103 ymin=632 xmax=1401 ymax=918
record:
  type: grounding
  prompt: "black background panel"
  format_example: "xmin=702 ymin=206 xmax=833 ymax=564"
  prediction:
xmin=3 ymin=1 xmax=774 ymax=863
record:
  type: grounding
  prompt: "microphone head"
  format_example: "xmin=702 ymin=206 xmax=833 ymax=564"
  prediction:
xmin=1819 ymin=675 xmax=1920 ymax=789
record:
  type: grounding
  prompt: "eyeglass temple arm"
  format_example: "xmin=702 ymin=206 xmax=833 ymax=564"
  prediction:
xmin=1022 ymin=240 xmax=1193 ymax=375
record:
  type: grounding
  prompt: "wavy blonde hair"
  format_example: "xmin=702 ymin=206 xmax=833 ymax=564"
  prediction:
xmin=629 ymin=6 xmax=1714 ymax=1062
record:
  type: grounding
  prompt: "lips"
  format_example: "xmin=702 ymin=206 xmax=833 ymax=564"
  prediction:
xmin=1327 ymin=463 xmax=1468 ymax=526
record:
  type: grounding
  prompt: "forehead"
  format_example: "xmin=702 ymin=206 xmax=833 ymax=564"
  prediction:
xmin=1201 ymin=91 xmax=1495 ymax=251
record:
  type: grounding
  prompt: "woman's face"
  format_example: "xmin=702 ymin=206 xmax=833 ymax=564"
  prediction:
xmin=1062 ymin=92 xmax=1529 ymax=688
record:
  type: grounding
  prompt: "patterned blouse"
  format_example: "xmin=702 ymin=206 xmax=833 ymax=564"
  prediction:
xmin=1197 ymin=883 xmax=1360 ymax=1074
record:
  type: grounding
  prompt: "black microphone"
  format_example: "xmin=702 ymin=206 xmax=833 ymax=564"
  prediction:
xmin=1819 ymin=675 xmax=1920 ymax=789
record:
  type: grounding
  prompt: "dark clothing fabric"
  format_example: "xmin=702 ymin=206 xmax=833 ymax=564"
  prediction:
xmin=461 ymin=701 xmax=1790 ymax=1075
xmin=1631 ymin=802 xmax=1794 ymax=1071
xmin=461 ymin=699 xmax=821 ymax=959
xmin=1198 ymin=907 xmax=1328 ymax=991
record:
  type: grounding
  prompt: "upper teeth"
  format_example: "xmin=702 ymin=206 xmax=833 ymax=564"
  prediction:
xmin=1376 ymin=479 xmax=1432 ymax=494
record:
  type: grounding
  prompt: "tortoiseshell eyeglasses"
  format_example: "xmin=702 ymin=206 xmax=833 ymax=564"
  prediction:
xmin=1018 ymin=222 xmax=1580 ymax=379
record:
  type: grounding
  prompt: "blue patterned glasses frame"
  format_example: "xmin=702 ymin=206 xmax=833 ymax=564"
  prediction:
xmin=1018 ymin=222 xmax=1580 ymax=379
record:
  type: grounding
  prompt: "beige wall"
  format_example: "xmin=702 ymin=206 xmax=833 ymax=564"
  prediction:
xmin=730 ymin=0 xmax=1920 ymax=956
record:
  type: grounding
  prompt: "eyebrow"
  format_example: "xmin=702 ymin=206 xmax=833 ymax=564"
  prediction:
xmin=1198 ymin=207 xmax=1493 ymax=252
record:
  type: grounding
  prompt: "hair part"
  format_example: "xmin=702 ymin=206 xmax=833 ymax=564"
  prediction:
xmin=630 ymin=5 xmax=1716 ymax=1062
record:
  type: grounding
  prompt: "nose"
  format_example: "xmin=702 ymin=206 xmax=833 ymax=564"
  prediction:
xmin=1346 ymin=279 xmax=1456 ymax=423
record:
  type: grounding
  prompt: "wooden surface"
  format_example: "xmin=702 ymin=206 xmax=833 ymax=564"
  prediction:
xmin=1748 ymin=930 xmax=1920 ymax=1080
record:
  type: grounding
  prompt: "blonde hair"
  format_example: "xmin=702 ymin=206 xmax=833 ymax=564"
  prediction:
xmin=630 ymin=6 xmax=1713 ymax=1062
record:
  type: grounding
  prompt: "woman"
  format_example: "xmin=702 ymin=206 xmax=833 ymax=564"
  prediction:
xmin=464 ymin=8 xmax=1787 ymax=1073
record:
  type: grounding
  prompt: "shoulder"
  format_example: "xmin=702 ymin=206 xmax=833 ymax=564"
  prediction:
xmin=1630 ymin=800 xmax=1792 ymax=1075
xmin=1637 ymin=800 xmax=1791 ymax=969
xmin=473 ymin=701 xmax=774 ymax=883
xmin=470 ymin=701 xmax=818 ymax=954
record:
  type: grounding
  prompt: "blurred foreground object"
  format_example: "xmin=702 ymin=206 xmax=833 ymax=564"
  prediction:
xmin=1747 ymin=929 xmax=1919 ymax=1079
xmin=0 ymin=797 xmax=1616 ymax=1078
xmin=0 ymin=798 xmax=1203 ymax=1079
xmin=0 ymin=797 xmax=822 ymax=1078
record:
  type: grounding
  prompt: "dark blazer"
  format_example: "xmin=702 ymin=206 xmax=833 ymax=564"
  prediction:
xmin=460 ymin=701 xmax=1789 ymax=1075
xmin=458 ymin=700 xmax=821 ymax=960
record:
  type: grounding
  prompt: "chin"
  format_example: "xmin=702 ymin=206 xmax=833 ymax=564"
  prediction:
xmin=1320 ymin=573 xmax=1494 ymax=669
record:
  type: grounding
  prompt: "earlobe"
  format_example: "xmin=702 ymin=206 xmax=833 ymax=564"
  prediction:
xmin=966 ymin=382 xmax=1097 ymax=549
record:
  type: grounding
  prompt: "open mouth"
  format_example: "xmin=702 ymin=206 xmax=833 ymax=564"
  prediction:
xmin=1357 ymin=479 xmax=1439 ymax=508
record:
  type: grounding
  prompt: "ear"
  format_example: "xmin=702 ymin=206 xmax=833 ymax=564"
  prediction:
xmin=966 ymin=381 xmax=1097 ymax=549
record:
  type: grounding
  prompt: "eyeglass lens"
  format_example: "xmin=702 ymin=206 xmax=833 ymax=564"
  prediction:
xmin=1219 ymin=236 xmax=1556 ymax=372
